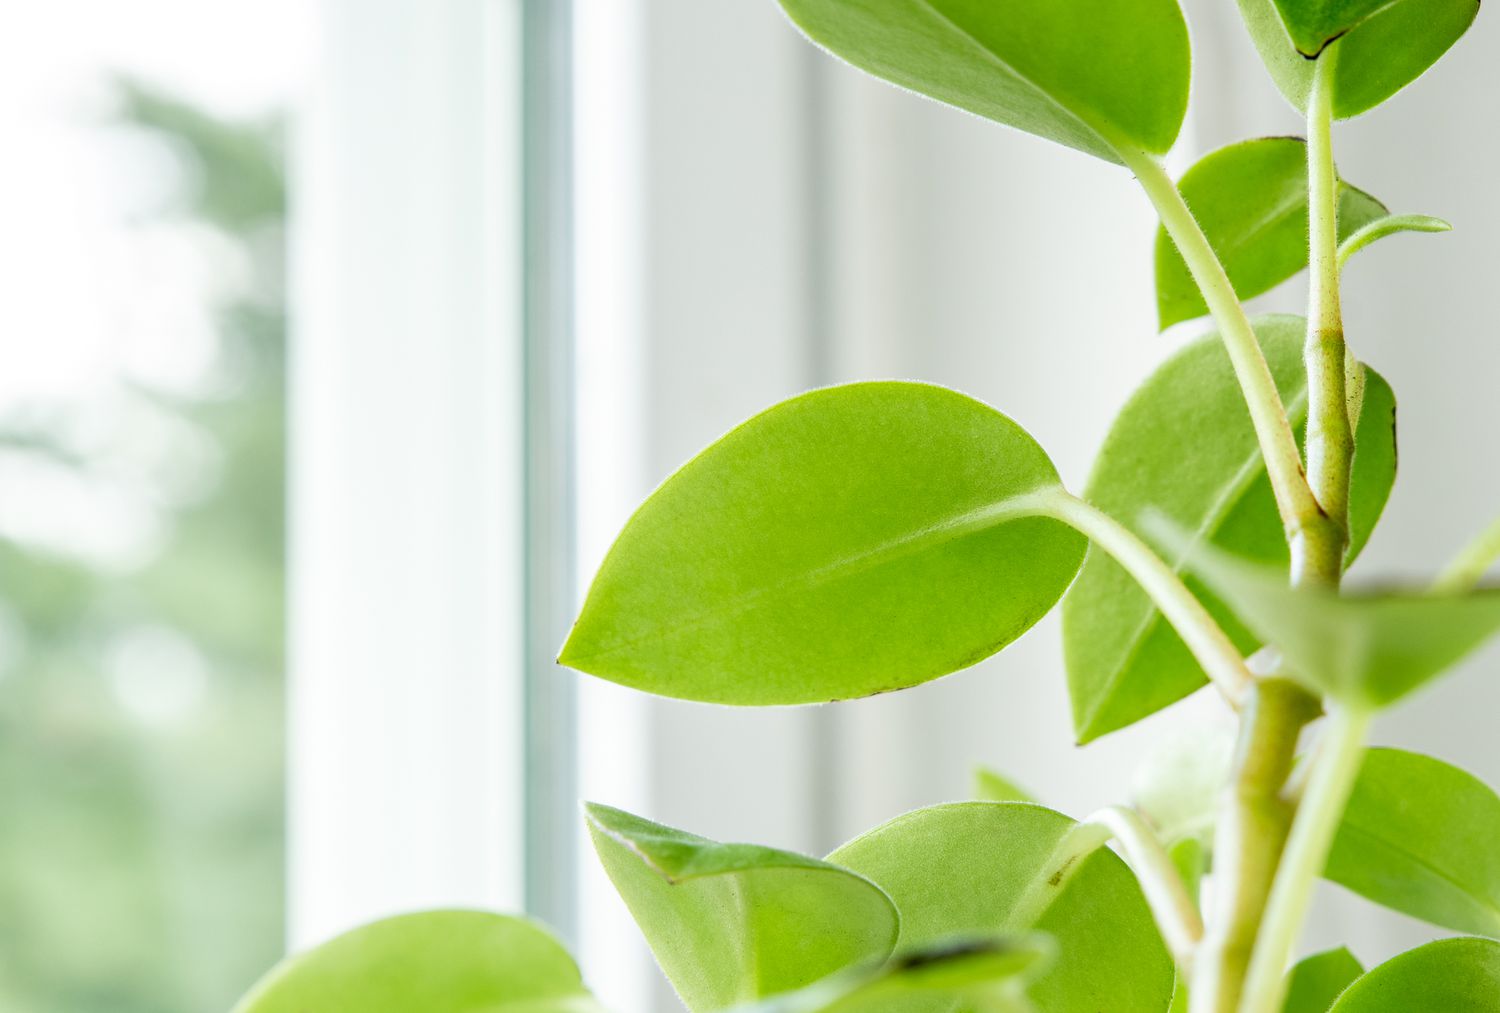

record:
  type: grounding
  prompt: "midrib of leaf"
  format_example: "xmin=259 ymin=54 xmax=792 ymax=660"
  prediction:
xmin=566 ymin=484 xmax=1061 ymax=666
xmin=907 ymin=0 xmax=1120 ymax=158
xmin=1216 ymin=181 xmax=1307 ymax=264
xmin=1332 ymin=820 xmax=1500 ymax=932
xmin=1281 ymin=0 xmax=1408 ymax=55
xmin=1078 ymin=386 xmax=1310 ymax=735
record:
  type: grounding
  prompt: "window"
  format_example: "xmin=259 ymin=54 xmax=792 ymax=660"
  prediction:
xmin=0 ymin=3 xmax=306 ymax=1009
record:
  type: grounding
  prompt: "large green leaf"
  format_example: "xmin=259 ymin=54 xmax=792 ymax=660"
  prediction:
xmin=828 ymin=802 xmax=1176 ymax=1011
xmin=728 ymin=937 xmax=1053 ymax=1013
xmin=562 ymin=382 xmax=1085 ymax=706
xmin=585 ymin=803 xmax=899 ymax=1012
xmin=1238 ymin=0 xmax=1478 ymax=117
xmin=1326 ymin=748 xmax=1500 ymax=935
xmin=1328 ymin=937 xmax=1500 ymax=1011
xmin=1062 ymin=317 xmax=1396 ymax=741
xmin=1283 ymin=947 xmax=1363 ymax=1013
xmin=1153 ymin=530 xmax=1500 ymax=709
xmin=775 ymin=0 xmax=1190 ymax=164
xmin=1155 ymin=138 xmax=1387 ymax=329
xmin=232 ymin=910 xmax=601 ymax=1013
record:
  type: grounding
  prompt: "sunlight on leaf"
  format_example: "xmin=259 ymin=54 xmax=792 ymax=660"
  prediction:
xmin=586 ymin=803 xmax=898 ymax=1012
xmin=232 ymin=911 xmax=602 ymax=1013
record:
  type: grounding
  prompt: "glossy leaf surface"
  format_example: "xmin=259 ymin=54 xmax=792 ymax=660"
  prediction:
xmin=232 ymin=910 xmax=600 ymax=1013
xmin=728 ymin=937 xmax=1052 ymax=1013
xmin=1283 ymin=947 xmax=1363 ymax=1013
xmin=562 ymin=382 xmax=1085 ymax=706
xmin=1155 ymin=138 xmax=1386 ymax=329
xmin=1239 ymin=0 xmax=1477 ymax=117
xmin=1154 ymin=531 xmax=1500 ymax=709
xmin=1062 ymin=318 xmax=1396 ymax=740
xmin=975 ymin=767 xmax=1037 ymax=804
xmin=1326 ymin=748 xmax=1500 ymax=935
xmin=776 ymin=0 xmax=1190 ymax=163
xmin=1329 ymin=937 xmax=1500 ymax=1012
xmin=829 ymin=803 xmax=1175 ymax=1011
xmin=586 ymin=803 xmax=899 ymax=1012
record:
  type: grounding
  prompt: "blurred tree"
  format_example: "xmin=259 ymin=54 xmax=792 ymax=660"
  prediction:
xmin=0 ymin=82 xmax=285 ymax=1012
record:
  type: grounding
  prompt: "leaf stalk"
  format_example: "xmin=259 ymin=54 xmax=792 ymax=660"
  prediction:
xmin=1037 ymin=491 xmax=1251 ymax=708
xmin=1122 ymin=149 xmax=1322 ymax=544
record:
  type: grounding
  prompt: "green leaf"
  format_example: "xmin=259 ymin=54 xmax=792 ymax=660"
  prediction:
xmin=1337 ymin=214 xmax=1452 ymax=269
xmin=1062 ymin=317 xmax=1396 ymax=741
xmin=1328 ymin=937 xmax=1500 ymax=1011
xmin=974 ymin=767 xmax=1037 ymax=804
xmin=562 ymin=382 xmax=1085 ymax=706
xmin=1238 ymin=0 xmax=1478 ymax=117
xmin=1283 ymin=947 xmax=1363 ymax=1013
xmin=775 ymin=0 xmax=1191 ymax=164
xmin=1155 ymin=138 xmax=1387 ymax=329
xmin=727 ymin=936 xmax=1053 ymax=1013
xmin=1326 ymin=748 xmax=1500 ymax=935
xmin=585 ymin=803 xmax=899 ymax=1012
xmin=231 ymin=910 xmax=601 ymax=1013
xmin=1130 ymin=725 xmax=1235 ymax=848
xmin=1149 ymin=528 xmax=1500 ymax=709
xmin=828 ymin=802 xmax=1176 ymax=1011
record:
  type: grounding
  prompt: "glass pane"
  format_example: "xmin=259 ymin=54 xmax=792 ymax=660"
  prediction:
xmin=0 ymin=6 xmax=305 ymax=1010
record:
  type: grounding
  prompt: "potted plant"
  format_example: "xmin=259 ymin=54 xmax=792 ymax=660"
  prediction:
xmin=234 ymin=0 xmax=1500 ymax=1010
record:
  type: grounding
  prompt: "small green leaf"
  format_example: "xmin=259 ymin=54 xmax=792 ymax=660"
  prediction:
xmin=1337 ymin=214 xmax=1452 ymax=269
xmin=1328 ymin=937 xmax=1500 ymax=1011
xmin=231 ymin=910 xmax=601 ymax=1013
xmin=728 ymin=936 xmax=1053 ymax=1013
xmin=1283 ymin=947 xmax=1363 ymax=1013
xmin=562 ymin=382 xmax=1085 ymax=706
xmin=585 ymin=803 xmax=899 ymax=1012
xmin=1239 ymin=0 xmax=1478 ymax=117
xmin=829 ymin=802 xmax=1176 ymax=1011
xmin=975 ymin=766 xmax=1037 ymax=804
xmin=1149 ymin=528 xmax=1500 ymax=709
xmin=1130 ymin=725 xmax=1235 ymax=848
xmin=1326 ymin=748 xmax=1500 ymax=935
xmin=775 ymin=0 xmax=1191 ymax=163
xmin=1062 ymin=318 xmax=1396 ymax=741
xmin=1155 ymin=138 xmax=1387 ymax=329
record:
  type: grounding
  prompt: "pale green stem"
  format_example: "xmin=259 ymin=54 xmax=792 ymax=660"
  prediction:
xmin=1009 ymin=806 xmax=1203 ymax=972
xmin=1302 ymin=45 xmax=1353 ymax=579
xmin=1121 ymin=148 xmax=1321 ymax=547
xmin=1239 ymin=707 xmax=1372 ymax=1013
xmin=1434 ymin=515 xmax=1500 ymax=592
xmin=1035 ymin=490 xmax=1251 ymax=707
xmin=1189 ymin=680 xmax=1319 ymax=1013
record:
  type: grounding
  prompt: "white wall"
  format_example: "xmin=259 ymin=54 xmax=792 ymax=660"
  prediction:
xmin=572 ymin=0 xmax=1500 ymax=1007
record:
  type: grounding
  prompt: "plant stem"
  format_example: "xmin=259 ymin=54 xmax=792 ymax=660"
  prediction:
xmin=1188 ymin=679 xmax=1319 ymax=1013
xmin=1123 ymin=149 xmax=1322 ymax=547
xmin=1238 ymin=707 xmax=1372 ymax=1013
xmin=1037 ymin=491 xmax=1251 ymax=707
xmin=1434 ymin=515 xmax=1500 ymax=591
xmin=1301 ymin=45 xmax=1353 ymax=586
xmin=1088 ymin=807 xmax=1205 ymax=970
xmin=1010 ymin=806 xmax=1203 ymax=971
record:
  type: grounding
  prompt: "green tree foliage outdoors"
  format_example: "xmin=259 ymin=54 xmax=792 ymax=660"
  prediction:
xmin=0 ymin=83 xmax=285 ymax=1012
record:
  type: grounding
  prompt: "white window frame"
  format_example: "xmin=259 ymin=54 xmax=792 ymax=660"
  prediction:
xmin=288 ymin=0 xmax=529 ymax=948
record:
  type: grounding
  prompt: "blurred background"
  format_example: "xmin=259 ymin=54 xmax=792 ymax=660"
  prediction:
xmin=1 ymin=1 xmax=1496 ymax=1011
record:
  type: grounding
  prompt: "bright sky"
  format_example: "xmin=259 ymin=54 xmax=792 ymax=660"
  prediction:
xmin=0 ymin=1 xmax=310 ymax=565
